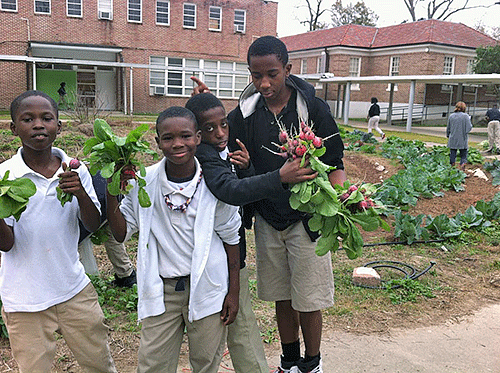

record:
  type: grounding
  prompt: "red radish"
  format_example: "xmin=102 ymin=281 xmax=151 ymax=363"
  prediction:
xmin=312 ymin=137 xmax=323 ymax=148
xmin=68 ymin=159 xmax=81 ymax=169
xmin=299 ymin=132 xmax=307 ymax=140
xmin=358 ymin=200 xmax=368 ymax=209
xmin=295 ymin=144 xmax=307 ymax=156
xmin=306 ymin=132 xmax=315 ymax=141
xmin=123 ymin=169 xmax=136 ymax=178
xmin=279 ymin=131 xmax=288 ymax=144
xmin=348 ymin=185 xmax=358 ymax=193
xmin=339 ymin=192 xmax=350 ymax=202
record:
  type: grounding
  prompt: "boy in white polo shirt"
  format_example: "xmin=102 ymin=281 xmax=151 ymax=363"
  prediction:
xmin=0 ymin=90 xmax=116 ymax=372
xmin=106 ymin=106 xmax=241 ymax=373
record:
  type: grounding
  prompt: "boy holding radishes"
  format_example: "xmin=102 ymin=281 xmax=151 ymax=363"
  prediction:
xmin=192 ymin=36 xmax=346 ymax=373
xmin=0 ymin=90 xmax=116 ymax=372
xmin=105 ymin=106 xmax=242 ymax=373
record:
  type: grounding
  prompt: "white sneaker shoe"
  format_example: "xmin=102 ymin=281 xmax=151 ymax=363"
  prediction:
xmin=273 ymin=356 xmax=299 ymax=373
xmin=297 ymin=356 xmax=322 ymax=373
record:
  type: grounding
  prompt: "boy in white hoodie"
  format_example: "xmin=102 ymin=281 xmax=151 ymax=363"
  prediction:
xmin=105 ymin=106 xmax=241 ymax=373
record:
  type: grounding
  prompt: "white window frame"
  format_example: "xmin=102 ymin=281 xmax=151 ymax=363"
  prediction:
xmin=349 ymin=57 xmax=360 ymax=90
xmin=128 ymin=0 xmax=142 ymax=23
xmin=67 ymin=0 xmax=82 ymax=17
xmin=442 ymin=56 xmax=455 ymax=91
xmin=387 ymin=56 xmax=400 ymax=91
xmin=98 ymin=0 xmax=112 ymax=20
xmin=234 ymin=9 xmax=246 ymax=33
xmin=209 ymin=6 xmax=221 ymax=31
xmin=300 ymin=59 xmax=308 ymax=74
xmin=156 ymin=0 xmax=169 ymax=26
xmin=34 ymin=0 xmax=50 ymax=14
xmin=1 ymin=0 xmax=17 ymax=11
xmin=183 ymin=3 xmax=196 ymax=29
xmin=149 ymin=57 xmax=249 ymax=98
xmin=466 ymin=58 xmax=475 ymax=75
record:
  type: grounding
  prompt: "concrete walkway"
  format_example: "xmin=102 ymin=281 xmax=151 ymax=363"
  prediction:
xmin=345 ymin=120 xmax=488 ymax=144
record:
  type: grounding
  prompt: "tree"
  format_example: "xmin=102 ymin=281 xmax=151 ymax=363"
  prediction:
xmin=403 ymin=0 xmax=497 ymax=22
xmin=299 ymin=0 xmax=330 ymax=31
xmin=330 ymin=1 xmax=378 ymax=27
xmin=474 ymin=45 xmax=500 ymax=74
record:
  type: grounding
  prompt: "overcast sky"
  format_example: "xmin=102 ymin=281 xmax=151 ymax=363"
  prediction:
xmin=275 ymin=0 xmax=500 ymax=37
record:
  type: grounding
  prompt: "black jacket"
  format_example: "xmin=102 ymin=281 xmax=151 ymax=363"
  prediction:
xmin=227 ymin=75 xmax=344 ymax=235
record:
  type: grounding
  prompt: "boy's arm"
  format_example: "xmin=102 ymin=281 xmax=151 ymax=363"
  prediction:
xmin=221 ymin=242 xmax=240 ymax=326
xmin=58 ymin=163 xmax=100 ymax=233
xmin=105 ymin=190 xmax=128 ymax=243
xmin=196 ymin=143 xmax=317 ymax=206
xmin=0 ymin=220 xmax=14 ymax=252
xmin=329 ymin=168 xmax=347 ymax=187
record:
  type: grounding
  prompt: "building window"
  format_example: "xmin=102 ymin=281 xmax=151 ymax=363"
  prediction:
xmin=156 ymin=0 xmax=169 ymax=25
xmin=1 ymin=0 xmax=17 ymax=11
xmin=98 ymin=0 xmax=112 ymax=19
xmin=35 ymin=0 xmax=50 ymax=14
xmin=234 ymin=9 xmax=245 ymax=33
xmin=442 ymin=56 xmax=455 ymax=91
xmin=209 ymin=6 xmax=221 ymax=31
xmin=387 ymin=56 xmax=400 ymax=91
xmin=128 ymin=0 xmax=141 ymax=23
xmin=443 ymin=56 xmax=455 ymax=75
xmin=466 ymin=58 xmax=475 ymax=74
xmin=149 ymin=57 xmax=249 ymax=98
xmin=67 ymin=0 xmax=81 ymax=17
xmin=349 ymin=57 xmax=360 ymax=90
xmin=300 ymin=59 xmax=307 ymax=74
xmin=183 ymin=3 xmax=196 ymax=28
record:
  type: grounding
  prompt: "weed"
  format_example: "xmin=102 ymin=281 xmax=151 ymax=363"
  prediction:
xmin=261 ymin=326 xmax=278 ymax=344
xmin=385 ymin=278 xmax=436 ymax=304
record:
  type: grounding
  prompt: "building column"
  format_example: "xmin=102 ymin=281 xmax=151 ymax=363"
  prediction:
xmin=406 ymin=80 xmax=416 ymax=132
xmin=343 ymin=82 xmax=351 ymax=125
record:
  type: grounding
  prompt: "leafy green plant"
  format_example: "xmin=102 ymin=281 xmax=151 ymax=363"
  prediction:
xmin=393 ymin=210 xmax=430 ymax=244
xmin=455 ymin=206 xmax=489 ymax=229
xmin=483 ymin=159 xmax=500 ymax=185
xmin=0 ymin=171 xmax=37 ymax=221
xmin=425 ymin=214 xmax=462 ymax=238
xmin=0 ymin=299 xmax=8 ymax=339
xmin=385 ymin=278 xmax=436 ymax=304
xmin=83 ymin=119 xmax=158 ymax=207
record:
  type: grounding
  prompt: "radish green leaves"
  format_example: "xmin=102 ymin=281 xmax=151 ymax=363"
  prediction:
xmin=0 ymin=171 xmax=36 ymax=221
xmin=83 ymin=119 xmax=158 ymax=208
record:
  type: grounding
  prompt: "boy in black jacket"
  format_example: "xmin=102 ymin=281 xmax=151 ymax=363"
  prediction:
xmin=193 ymin=36 xmax=346 ymax=373
xmin=186 ymin=92 xmax=316 ymax=373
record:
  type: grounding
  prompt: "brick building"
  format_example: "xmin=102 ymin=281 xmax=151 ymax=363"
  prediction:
xmin=280 ymin=20 xmax=499 ymax=121
xmin=0 ymin=0 xmax=277 ymax=113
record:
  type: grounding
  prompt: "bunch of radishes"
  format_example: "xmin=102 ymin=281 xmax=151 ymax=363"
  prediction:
xmin=275 ymin=121 xmax=329 ymax=160
xmin=337 ymin=183 xmax=379 ymax=213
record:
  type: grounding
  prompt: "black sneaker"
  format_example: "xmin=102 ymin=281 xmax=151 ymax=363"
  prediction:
xmin=113 ymin=269 xmax=137 ymax=288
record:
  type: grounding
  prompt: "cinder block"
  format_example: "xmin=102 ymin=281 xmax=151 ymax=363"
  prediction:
xmin=352 ymin=266 xmax=381 ymax=287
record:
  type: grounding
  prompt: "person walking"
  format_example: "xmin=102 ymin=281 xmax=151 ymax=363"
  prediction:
xmin=367 ymin=97 xmax=385 ymax=140
xmin=485 ymin=104 xmax=500 ymax=153
xmin=447 ymin=101 xmax=472 ymax=171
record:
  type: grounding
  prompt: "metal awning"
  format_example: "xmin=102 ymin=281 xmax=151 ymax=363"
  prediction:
xmin=302 ymin=73 xmax=500 ymax=131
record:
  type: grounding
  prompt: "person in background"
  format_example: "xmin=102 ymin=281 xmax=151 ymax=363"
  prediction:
xmin=0 ymin=90 xmax=116 ymax=372
xmin=447 ymin=101 xmax=472 ymax=171
xmin=485 ymin=103 xmax=500 ymax=154
xmin=57 ymin=82 xmax=67 ymax=109
xmin=105 ymin=106 xmax=241 ymax=373
xmin=78 ymin=172 xmax=137 ymax=287
xmin=367 ymin=97 xmax=385 ymax=140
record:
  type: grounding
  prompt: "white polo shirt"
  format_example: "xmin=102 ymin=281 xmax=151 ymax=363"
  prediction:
xmin=0 ymin=147 xmax=100 ymax=312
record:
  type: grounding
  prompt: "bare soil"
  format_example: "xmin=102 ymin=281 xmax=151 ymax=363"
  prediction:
xmin=1 ymin=122 xmax=500 ymax=372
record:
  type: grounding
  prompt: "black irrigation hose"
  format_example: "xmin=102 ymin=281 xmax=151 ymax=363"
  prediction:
xmin=362 ymin=239 xmax=446 ymax=247
xmin=355 ymin=260 xmax=437 ymax=289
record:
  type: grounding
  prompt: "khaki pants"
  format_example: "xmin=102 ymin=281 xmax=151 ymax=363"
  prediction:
xmin=254 ymin=215 xmax=334 ymax=312
xmin=137 ymin=277 xmax=226 ymax=373
xmin=227 ymin=266 xmax=269 ymax=373
xmin=2 ymin=283 xmax=116 ymax=373
xmin=488 ymin=120 xmax=500 ymax=150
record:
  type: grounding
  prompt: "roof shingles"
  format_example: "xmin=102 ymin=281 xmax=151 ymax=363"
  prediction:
xmin=280 ymin=19 xmax=497 ymax=52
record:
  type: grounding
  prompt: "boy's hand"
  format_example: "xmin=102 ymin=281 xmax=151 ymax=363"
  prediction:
xmin=190 ymin=76 xmax=211 ymax=96
xmin=228 ymin=139 xmax=250 ymax=169
xmin=279 ymin=157 xmax=318 ymax=185
xmin=58 ymin=162 xmax=86 ymax=200
xmin=221 ymin=291 xmax=239 ymax=325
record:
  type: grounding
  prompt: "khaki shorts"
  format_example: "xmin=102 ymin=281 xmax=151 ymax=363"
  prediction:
xmin=254 ymin=214 xmax=334 ymax=312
